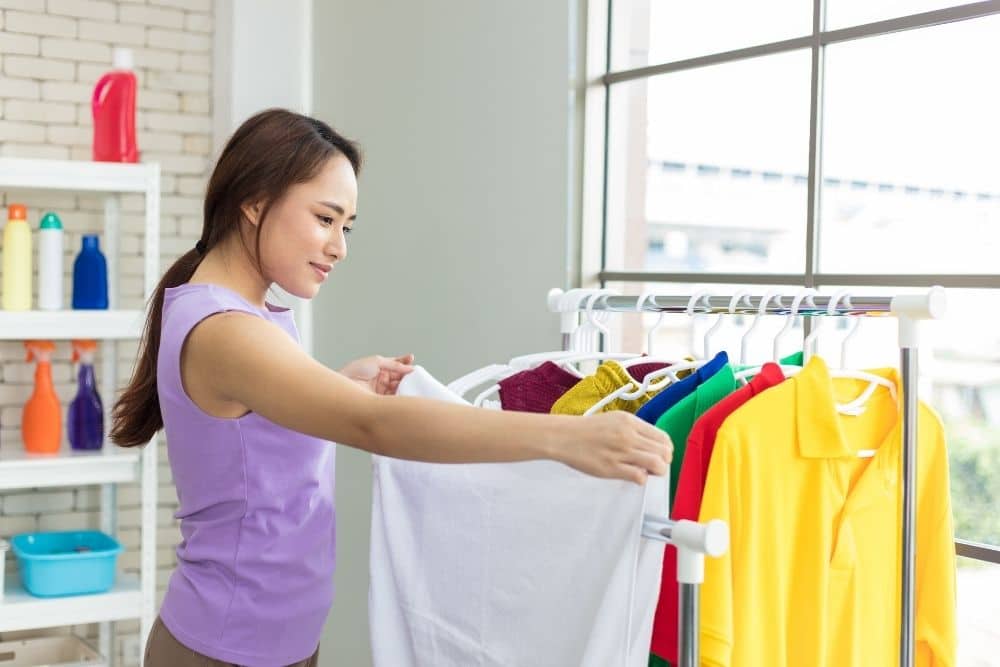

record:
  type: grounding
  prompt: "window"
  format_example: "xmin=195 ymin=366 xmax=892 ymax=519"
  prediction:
xmin=588 ymin=3 xmax=1000 ymax=662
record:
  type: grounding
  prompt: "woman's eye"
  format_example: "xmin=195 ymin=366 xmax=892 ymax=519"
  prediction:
xmin=317 ymin=214 xmax=334 ymax=225
xmin=343 ymin=227 xmax=353 ymax=235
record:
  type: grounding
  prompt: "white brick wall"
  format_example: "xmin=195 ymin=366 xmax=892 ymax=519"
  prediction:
xmin=0 ymin=1 xmax=213 ymax=664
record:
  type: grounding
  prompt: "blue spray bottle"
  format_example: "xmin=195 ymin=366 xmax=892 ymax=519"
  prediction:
xmin=68 ymin=340 xmax=103 ymax=450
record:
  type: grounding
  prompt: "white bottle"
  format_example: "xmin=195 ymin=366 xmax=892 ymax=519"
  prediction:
xmin=38 ymin=212 xmax=64 ymax=310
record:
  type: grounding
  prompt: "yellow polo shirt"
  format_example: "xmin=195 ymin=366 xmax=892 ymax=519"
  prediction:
xmin=699 ymin=356 xmax=956 ymax=667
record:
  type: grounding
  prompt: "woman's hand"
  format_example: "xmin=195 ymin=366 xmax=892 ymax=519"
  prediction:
xmin=338 ymin=354 xmax=415 ymax=395
xmin=553 ymin=411 xmax=672 ymax=485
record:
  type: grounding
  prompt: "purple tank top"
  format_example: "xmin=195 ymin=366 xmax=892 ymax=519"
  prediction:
xmin=157 ymin=284 xmax=335 ymax=666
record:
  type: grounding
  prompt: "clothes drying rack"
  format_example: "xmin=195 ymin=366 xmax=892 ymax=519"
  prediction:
xmin=547 ymin=286 xmax=946 ymax=667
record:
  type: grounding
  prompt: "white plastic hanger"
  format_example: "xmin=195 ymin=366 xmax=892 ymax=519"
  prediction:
xmin=582 ymin=293 xmax=713 ymax=416
xmin=829 ymin=293 xmax=897 ymax=421
xmin=623 ymin=291 xmax=712 ymax=372
xmin=569 ymin=290 xmax=614 ymax=353
xmin=581 ymin=358 xmax=707 ymax=416
xmin=469 ymin=289 xmax=636 ymax=406
xmin=619 ymin=290 xmax=708 ymax=370
xmin=684 ymin=290 xmax=713 ymax=360
xmin=448 ymin=364 xmax=514 ymax=399
xmin=739 ymin=290 xmax=783 ymax=365
xmin=554 ymin=291 xmax=651 ymax=378
xmin=705 ymin=290 xmax=752 ymax=359
xmin=734 ymin=363 xmax=803 ymax=387
xmin=618 ymin=290 xmax=686 ymax=370
xmin=637 ymin=289 xmax=665 ymax=356
xmin=733 ymin=290 xmax=793 ymax=386
xmin=802 ymin=292 xmax=898 ymax=448
xmin=840 ymin=310 xmax=863 ymax=369
xmin=803 ymin=289 xmax=851 ymax=363
xmin=774 ymin=287 xmax=816 ymax=361
xmin=564 ymin=291 xmax=615 ymax=359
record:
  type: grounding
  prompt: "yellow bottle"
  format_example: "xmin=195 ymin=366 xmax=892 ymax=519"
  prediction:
xmin=2 ymin=204 xmax=33 ymax=311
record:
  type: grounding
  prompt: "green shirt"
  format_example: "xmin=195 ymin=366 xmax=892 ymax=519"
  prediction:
xmin=656 ymin=363 xmax=738 ymax=505
xmin=733 ymin=349 xmax=803 ymax=375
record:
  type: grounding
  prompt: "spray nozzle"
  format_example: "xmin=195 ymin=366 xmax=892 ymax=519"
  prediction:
xmin=72 ymin=339 xmax=98 ymax=364
xmin=24 ymin=340 xmax=56 ymax=364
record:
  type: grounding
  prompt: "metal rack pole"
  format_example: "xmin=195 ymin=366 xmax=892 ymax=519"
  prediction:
xmin=678 ymin=582 xmax=699 ymax=667
xmin=900 ymin=344 xmax=917 ymax=667
xmin=890 ymin=291 xmax=945 ymax=666
xmin=641 ymin=516 xmax=729 ymax=667
xmin=576 ymin=293 xmax=898 ymax=315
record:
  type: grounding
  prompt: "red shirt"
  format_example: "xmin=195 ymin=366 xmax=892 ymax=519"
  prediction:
xmin=650 ymin=362 xmax=787 ymax=663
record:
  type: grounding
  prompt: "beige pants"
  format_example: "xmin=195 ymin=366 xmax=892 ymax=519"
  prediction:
xmin=144 ymin=616 xmax=320 ymax=667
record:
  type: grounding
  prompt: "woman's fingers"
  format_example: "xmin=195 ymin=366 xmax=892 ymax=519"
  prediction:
xmin=623 ymin=449 xmax=669 ymax=477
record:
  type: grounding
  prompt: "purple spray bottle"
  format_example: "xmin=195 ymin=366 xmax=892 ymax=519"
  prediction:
xmin=68 ymin=340 xmax=104 ymax=450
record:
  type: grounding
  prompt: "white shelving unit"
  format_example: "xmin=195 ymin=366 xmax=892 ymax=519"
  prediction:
xmin=0 ymin=310 xmax=144 ymax=340
xmin=1 ymin=577 xmax=142 ymax=633
xmin=0 ymin=157 xmax=160 ymax=666
xmin=0 ymin=449 xmax=141 ymax=490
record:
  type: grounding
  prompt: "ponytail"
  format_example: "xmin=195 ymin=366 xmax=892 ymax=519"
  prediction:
xmin=110 ymin=249 xmax=203 ymax=447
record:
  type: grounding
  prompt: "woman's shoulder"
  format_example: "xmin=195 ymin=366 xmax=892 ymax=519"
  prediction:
xmin=161 ymin=283 xmax=299 ymax=347
xmin=160 ymin=284 xmax=263 ymax=336
xmin=165 ymin=283 xmax=292 ymax=317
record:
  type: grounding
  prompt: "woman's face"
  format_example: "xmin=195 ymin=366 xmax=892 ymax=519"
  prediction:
xmin=254 ymin=154 xmax=358 ymax=299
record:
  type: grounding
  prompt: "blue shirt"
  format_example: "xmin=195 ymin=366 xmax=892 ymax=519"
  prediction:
xmin=634 ymin=351 xmax=729 ymax=424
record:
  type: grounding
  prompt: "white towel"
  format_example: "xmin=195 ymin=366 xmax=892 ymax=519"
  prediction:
xmin=369 ymin=366 xmax=667 ymax=666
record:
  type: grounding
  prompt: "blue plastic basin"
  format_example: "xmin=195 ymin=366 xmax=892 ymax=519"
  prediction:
xmin=11 ymin=531 xmax=122 ymax=597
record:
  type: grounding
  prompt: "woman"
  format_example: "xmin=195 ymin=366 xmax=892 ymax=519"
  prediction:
xmin=111 ymin=108 xmax=671 ymax=667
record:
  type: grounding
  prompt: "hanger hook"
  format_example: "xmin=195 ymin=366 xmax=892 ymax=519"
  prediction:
xmin=702 ymin=292 xmax=727 ymax=358
xmin=685 ymin=290 xmax=712 ymax=358
xmin=584 ymin=289 xmax=614 ymax=353
xmin=839 ymin=293 xmax=862 ymax=368
xmin=705 ymin=289 xmax=752 ymax=358
xmin=741 ymin=289 xmax=783 ymax=365
xmin=826 ymin=289 xmax=852 ymax=317
xmin=804 ymin=289 xmax=851 ymax=362
xmin=637 ymin=290 xmax=665 ymax=355
xmin=728 ymin=289 xmax=753 ymax=315
xmin=774 ymin=287 xmax=816 ymax=360
xmin=686 ymin=290 xmax=713 ymax=316
xmin=561 ymin=288 xmax=592 ymax=352
xmin=596 ymin=291 xmax=618 ymax=352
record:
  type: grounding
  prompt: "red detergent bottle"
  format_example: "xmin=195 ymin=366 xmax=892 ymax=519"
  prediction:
xmin=91 ymin=47 xmax=138 ymax=163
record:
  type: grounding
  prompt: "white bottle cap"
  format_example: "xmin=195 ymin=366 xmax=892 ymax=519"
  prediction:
xmin=112 ymin=47 xmax=134 ymax=70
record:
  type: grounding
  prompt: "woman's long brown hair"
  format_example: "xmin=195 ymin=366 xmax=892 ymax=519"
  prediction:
xmin=110 ymin=108 xmax=361 ymax=447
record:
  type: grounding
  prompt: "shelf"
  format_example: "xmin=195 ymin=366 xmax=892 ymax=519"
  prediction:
xmin=0 ymin=155 xmax=159 ymax=646
xmin=0 ymin=310 xmax=144 ymax=340
xmin=0 ymin=575 xmax=141 ymax=632
xmin=0 ymin=447 xmax=140 ymax=491
xmin=0 ymin=158 xmax=158 ymax=194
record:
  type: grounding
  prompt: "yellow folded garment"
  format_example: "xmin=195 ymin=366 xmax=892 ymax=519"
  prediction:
xmin=550 ymin=361 xmax=659 ymax=415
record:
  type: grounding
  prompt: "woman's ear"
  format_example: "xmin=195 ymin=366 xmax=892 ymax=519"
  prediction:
xmin=240 ymin=201 xmax=263 ymax=226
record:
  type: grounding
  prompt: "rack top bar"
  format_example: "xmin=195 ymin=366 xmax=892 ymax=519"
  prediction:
xmin=548 ymin=287 xmax=945 ymax=320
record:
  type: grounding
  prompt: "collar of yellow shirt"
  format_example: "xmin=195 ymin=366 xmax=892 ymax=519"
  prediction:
xmin=795 ymin=356 xmax=901 ymax=460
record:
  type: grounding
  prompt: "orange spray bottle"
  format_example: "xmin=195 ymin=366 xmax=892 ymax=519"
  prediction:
xmin=23 ymin=341 xmax=61 ymax=454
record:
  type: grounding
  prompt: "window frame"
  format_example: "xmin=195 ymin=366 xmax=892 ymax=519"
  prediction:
xmin=581 ymin=0 xmax=1000 ymax=564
